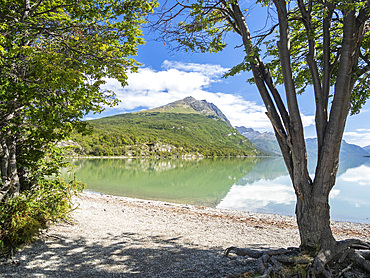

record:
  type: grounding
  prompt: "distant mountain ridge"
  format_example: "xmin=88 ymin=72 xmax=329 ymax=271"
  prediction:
xmin=236 ymin=126 xmax=280 ymax=155
xmin=236 ymin=126 xmax=370 ymax=157
xmin=147 ymin=96 xmax=232 ymax=127
xmin=305 ymin=138 xmax=369 ymax=157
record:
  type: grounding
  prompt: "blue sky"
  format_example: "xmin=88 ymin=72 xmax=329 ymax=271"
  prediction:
xmin=88 ymin=1 xmax=370 ymax=147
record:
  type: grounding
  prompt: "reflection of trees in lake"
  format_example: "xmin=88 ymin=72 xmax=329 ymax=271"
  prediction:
xmin=237 ymin=157 xmax=288 ymax=186
xmin=68 ymin=157 xmax=262 ymax=207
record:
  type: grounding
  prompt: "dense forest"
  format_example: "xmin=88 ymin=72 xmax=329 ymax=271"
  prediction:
xmin=71 ymin=112 xmax=263 ymax=157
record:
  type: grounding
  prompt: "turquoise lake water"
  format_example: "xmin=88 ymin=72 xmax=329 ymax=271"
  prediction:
xmin=65 ymin=156 xmax=370 ymax=224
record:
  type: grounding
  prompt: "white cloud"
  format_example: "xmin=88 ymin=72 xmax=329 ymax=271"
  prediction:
xmin=343 ymin=130 xmax=370 ymax=147
xmin=217 ymin=181 xmax=296 ymax=211
xmin=216 ymin=176 xmax=343 ymax=212
xmin=329 ymin=189 xmax=341 ymax=199
xmin=301 ymin=114 xmax=315 ymax=127
xmin=124 ymin=67 xmax=210 ymax=92
xmin=356 ymin=128 xmax=370 ymax=132
xmin=162 ymin=60 xmax=228 ymax=77
xmin=100 ymin=60 xmax=315 ymax=131
xmin=339 ymin=165 xmax=370 ymax=186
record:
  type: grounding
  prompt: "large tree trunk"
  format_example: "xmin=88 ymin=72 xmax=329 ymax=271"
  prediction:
xmin=295 ymin=187 xmax=336 ymax=250
xmin=0 ymin=136 xmax=20 ymax=202
xmin=289 ymin=156 xmax=338 ymax=251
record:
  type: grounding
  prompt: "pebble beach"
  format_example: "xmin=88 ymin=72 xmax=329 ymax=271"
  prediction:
xmin=0 ymin=192 xmax=369 ymax=277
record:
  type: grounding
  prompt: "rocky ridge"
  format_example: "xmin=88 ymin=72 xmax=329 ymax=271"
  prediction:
xmin=150 ymin=96 xmax=232 ymax=127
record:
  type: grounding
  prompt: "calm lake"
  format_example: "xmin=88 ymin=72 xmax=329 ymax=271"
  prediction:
xmin=66 ymin=156 xmax=370 ymax=224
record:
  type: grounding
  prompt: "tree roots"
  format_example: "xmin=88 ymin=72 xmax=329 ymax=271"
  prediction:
xmin=225 ymin=239 xmax=370 ymax=277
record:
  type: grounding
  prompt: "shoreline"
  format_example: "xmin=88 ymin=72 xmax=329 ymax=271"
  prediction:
xmin=84 ymin=189 xmax=370 ymax=225
xmin=80 ymin=192 xmax=370 ymax=238
xmin=1 ymin=192 xmax=369 ymax=277
xmin=66 ymin=155 xmax=274 ymax=159
xmin=84 ymin=190 xmax=370 ymax=226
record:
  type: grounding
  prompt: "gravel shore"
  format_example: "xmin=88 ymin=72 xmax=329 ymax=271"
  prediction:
xmin=1 ymin=192 xmax=369 ymax=277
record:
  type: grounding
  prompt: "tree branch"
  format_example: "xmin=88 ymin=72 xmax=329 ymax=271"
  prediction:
xmin=298 ymin=0 xmax=328 ymax=157
xmin=315 ymin=8 xmax=358 ymax=196
xmin=273 ymin=0 xmax=311 ymax=193
xmin=230 ymin=2 xmax=294 ymax=178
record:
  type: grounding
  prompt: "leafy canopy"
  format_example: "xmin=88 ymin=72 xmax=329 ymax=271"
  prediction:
xmin=0 ymin=0 xmax=158 ymax=166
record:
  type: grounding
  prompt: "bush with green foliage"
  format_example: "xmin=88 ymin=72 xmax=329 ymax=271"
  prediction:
xmin=0 ymin=146 xmax=84 ymax=257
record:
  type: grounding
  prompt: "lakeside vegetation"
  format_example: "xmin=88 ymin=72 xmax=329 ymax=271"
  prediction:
xmin=71 ymin=112 xmax=263 ymax=157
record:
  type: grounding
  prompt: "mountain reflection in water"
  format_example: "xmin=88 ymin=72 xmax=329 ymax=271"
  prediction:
xmin=66 ymin=156 xmax=370 ymax=224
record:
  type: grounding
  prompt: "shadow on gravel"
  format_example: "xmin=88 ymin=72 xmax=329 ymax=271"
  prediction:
xmin=0 ymin=232 xmax=262 ymax=278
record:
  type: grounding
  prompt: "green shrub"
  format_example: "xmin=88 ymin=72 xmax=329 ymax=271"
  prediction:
xmin=0 ymin=176 xmax=84 ymax=256
xmin=0 ymin=145 xmax=84 ymax=257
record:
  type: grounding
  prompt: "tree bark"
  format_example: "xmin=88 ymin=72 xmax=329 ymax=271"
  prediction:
xmin=0 ymin=136 xmax=20 ymax=202
xmin=1 ymin=138 xmax=9 ymax=184
xmin=8 ymin=136 xmax=20 ymax=196
xmin=295 ymin=181 xmax=336 ymax=250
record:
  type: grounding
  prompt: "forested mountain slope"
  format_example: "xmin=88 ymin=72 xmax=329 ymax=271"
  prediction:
xmin=71 ymin=104 xmax=262 ymax=157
